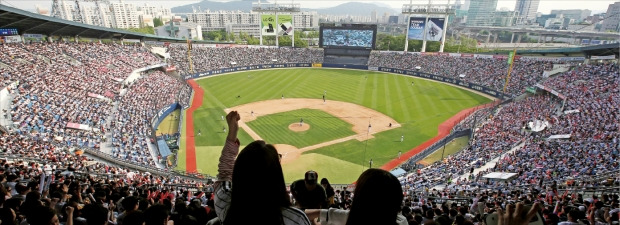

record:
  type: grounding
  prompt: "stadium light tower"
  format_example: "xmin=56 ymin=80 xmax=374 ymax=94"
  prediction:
xmin=252 ymin=0 xmax=300 ymax=47
xmin=402 ymin=0 xmax=455 ymax=52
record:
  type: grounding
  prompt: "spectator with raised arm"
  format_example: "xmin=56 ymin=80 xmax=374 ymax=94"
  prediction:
xmin=213 ymin=111 xmax=311 ymax=225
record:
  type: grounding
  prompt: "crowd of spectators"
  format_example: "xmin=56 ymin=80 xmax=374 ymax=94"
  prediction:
xmin=401 ymin=95 xmax=558 ymax=193
xmin=0 ymin=42 xmax=190 ymax=168
xmin=490 ymin=63 xmax=619 ymax=187
xmin=0 ymin=107 xmax=615 ymax=225
xmin=400 ymin=63 xmax=618 ymax=199
xmin=368 ymin=52 xmax=554 ymax=96
xmin=0 ymin=131 xmax=214 ymax=225
xmin=168 ymin=46 xmax=324 ymax=76
xmin=110 ymin=70 xmax=190 ymax=167
xmin=0 ymin=42 xmax=618 ymax=225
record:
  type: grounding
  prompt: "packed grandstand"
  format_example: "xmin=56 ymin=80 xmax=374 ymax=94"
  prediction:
xmin=0 ymin=10 xmax=619 ymax=225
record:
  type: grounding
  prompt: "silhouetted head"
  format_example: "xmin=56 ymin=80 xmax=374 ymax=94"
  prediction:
xmin=346 ymin=168 xmax=403 ymax=225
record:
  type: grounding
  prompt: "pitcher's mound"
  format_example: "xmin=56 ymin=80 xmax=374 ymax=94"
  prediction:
xmin=289 ymin=123 xmax=310 ymax=132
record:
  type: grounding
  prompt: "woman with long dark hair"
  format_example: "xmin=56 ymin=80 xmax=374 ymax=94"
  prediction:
xmin=320 ymin=178 xmax=336 ymax=207
xmin=214 ymin=111 xmax=310 ymax=225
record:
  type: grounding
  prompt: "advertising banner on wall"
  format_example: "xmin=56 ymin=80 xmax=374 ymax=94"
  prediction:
xmin=0 ymin=35 xmax=21 ymax=43
xmin=277 ymin=15 xmax=293 ymax=36
xmin=408 ymin=17 xmax=426 ymax=40
xmin=426 ymin=18 xmax=445 ymax=42
xmin=261 ymin=14 xmax=277 ymax=36
xmin=408 ymin=17 xmax=445 ymax=41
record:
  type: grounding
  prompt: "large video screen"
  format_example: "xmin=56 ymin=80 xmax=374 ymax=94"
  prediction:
xmin=320 ymin=25 xmax=376 ymax=50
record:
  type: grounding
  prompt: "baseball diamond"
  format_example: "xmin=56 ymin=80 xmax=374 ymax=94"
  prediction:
xmin=177 ymin=68 xmax=491 ymax=183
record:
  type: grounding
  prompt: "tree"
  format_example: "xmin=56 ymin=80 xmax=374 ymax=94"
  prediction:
xmin=124 ymin=26 xmax=155 ymax=35
xmin=279 ymin=35 xmax=292 ymax=46
xmin=237 ymin=32 xmax=260 ymax=45
xmin=376 ymin=33 xmax=407 ymax=51
xmin=204 ymin=31 xmax=222 ymax=41
xmin=275 ymin=33 xmax=309 ymax=47
xmin=153 ymin=18 xmax=164 ymax=27
xmin=294 ymin=34 xmax=308 ymax=48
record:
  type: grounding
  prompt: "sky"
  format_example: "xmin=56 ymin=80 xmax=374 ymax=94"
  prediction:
xmin=1 ymin=0 xmax=616 ymax=14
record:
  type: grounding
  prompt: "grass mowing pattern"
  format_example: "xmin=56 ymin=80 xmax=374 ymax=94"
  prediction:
xmin=192 ymin=105 xmax=255 ymax=146
xmin=189 ymin=68 xmax=491 ymax=183
xmin=246 ymin=109 xmax=355 ymax=148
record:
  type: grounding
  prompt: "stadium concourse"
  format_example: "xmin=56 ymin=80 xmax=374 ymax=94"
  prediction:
xmin=0 ymin=40 xmax=616 ymax=225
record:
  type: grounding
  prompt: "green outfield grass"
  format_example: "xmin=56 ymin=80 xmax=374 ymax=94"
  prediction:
xmin=194 ymin=146 xmax=225 ymax=176
xmin=155 ymin=109 xmax=181 ymax=136
xmin=246 ymin=109 xmax=356 ymax=148
xmin=182 ymin=68 xmax=491 ymax=183
xmin=418 ymin=136 xmax=470 ymax=166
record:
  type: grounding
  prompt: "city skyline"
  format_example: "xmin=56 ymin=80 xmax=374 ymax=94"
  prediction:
xmin=1 ymin=0 xmax=617 ymax=14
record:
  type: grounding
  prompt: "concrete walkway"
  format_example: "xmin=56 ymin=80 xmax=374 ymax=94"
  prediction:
xmin=0 ymin=87 xmax=15 ymax=131
xmin=147 ymin=140 xmax=165 ymax=169
xmin=99 ymin=101 xmax=119 ymax=155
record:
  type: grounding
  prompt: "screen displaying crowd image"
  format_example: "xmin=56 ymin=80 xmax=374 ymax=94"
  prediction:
xmin=321 ymin=29 xmax=374 ymax=48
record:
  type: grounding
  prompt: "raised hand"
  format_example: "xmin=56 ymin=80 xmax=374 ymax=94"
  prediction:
xmin=496 ymin=202 xmax=540 ymax=225
xmin=225 ymin=111 xmax=241 ymax=142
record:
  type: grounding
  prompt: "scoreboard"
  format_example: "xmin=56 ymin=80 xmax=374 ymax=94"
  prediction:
xmin=0 ymin=28 xmax=18 ymax=36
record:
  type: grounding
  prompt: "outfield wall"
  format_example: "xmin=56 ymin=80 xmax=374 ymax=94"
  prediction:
xmin=151 ymin=103 xmax=182 ymax=130
xmin=183 ymin=63 xmax=511 ymax=100
xmin=404 ymin=129 xmax=472 ymax=165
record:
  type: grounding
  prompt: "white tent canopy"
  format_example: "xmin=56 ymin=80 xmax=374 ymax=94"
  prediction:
xmin=482 ymin=172 xmax=518 ymax=181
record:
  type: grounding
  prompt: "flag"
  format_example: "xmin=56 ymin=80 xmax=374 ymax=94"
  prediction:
xmin=508 ymin=51 xmax=515 ymax=65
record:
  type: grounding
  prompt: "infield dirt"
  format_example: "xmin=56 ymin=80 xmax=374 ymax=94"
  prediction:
xmin=227 ymin=98 xmax=400 ymax=163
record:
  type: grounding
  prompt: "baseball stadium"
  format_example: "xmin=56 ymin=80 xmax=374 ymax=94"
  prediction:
xmin=0 ymin=2 xmax=619 ymax=225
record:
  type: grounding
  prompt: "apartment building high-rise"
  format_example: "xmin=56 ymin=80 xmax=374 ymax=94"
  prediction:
xmin=320 ymin=14 xmax=373 ymax=23
xmin=51 ymin=0 xmax=74 ymax=21
xmin=371 ymin=10 xmax=378 ymax=23
xmin=137 ymin=4 xmax=174 ymax=27
xmin=601 ymin=2 xmax=620 ymax=32
xmin=514 ymin=0 xmax=539 ymax=23
xmin=188 ymin=10 xmax=318 ymax=35
xmin=75 ymin=3 xmax=113 ymax=27
xmin=549 ymin=9 xmax=592 ymax=22
xmin=293 ymin=11 xmax=319 ymax=29
xmin=187 ymin=10 xmax=260 ymax=32
xmin=461 ymin=0 xmax=471 ymax=11
xmin=466 ymin=0 xmax=498 ymax=26
xmin=110 ymin=1 xmax=140 ymax=29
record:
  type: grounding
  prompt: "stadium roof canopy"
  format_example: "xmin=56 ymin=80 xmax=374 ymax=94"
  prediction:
xmin=517 ymin=43 xmax=619 ymax=57
xmin=0 ymin=4 xmax=218 ymax=43
xmin=580 ymin=43 xmax=620 ymax=57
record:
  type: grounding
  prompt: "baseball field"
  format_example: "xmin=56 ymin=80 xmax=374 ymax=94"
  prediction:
xmin=174 ymin=68 xmax=492 ymax=183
